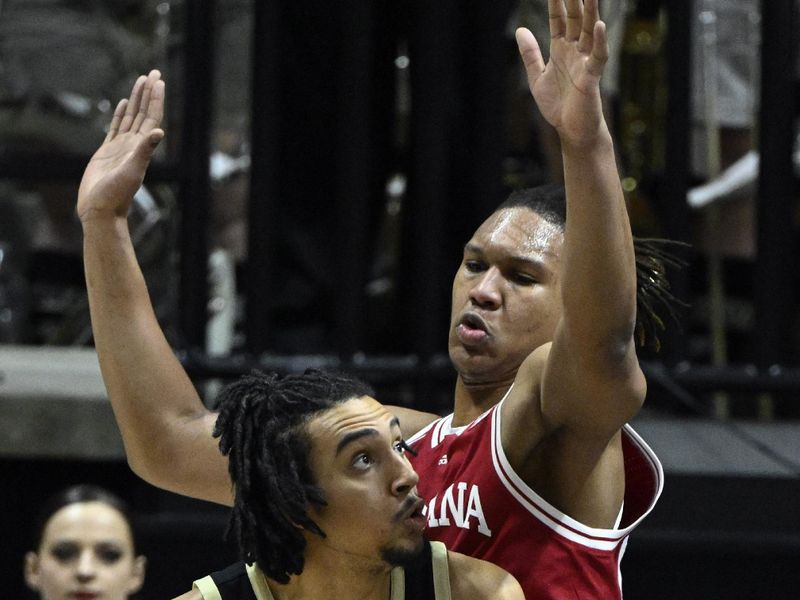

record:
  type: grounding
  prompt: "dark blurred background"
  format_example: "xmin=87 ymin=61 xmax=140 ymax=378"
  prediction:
xmin=1 ymin=1 xmax=799 ymax=597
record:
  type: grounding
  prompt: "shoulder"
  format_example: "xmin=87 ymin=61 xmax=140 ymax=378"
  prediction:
xmin=505 ymin=343 xmax=550 ymax=407
xmin=499 ymin=344 xmax=550 ymax=455
xmin=447 ymin=550 xmax=525 ymax=600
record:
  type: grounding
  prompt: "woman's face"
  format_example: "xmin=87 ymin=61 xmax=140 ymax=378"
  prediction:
xmin=24 ymin=501 xmax=145 ymax=600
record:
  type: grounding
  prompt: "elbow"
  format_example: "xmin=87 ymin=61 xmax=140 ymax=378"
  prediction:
xmin=559 ymin=313 xmax=639 ymax=372
xmin=123 ymin=442 xmax=172 ymax=490
xmin=607 ymin=325 xmax=639 ymax=367
xmin=564 ymin=292 xmax=638 ymax=359
xmin=125 ymin=448 xmax=155 ymax=481
xmin=623 ymin=365 xmax=647 ymax=412
xmin=610 ymin=348 xmax=648 ymax=420
xmin=584 ymin=333 xmax=647 ymax=418
xmin=582 ymin=317 xmax=639 ymax=369
xmin=602 ymin=327 xmax=645 ymax=393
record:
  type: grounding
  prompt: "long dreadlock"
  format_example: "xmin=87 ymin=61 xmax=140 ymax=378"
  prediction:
xmin=497 ymin=185 xmax=687 ymax=351
xmin=632 ymin=237 xmax=688 ymax=351
xmin=213 ymin=369 xmax=374 ymax=584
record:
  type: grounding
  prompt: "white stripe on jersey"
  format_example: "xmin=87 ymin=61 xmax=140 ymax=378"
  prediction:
xmin=490 ymin=399 xmax=663 ymax=551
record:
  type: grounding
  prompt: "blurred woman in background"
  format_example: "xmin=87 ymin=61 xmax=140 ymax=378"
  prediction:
xmin=24 ymin=484 xmax=146 ymax=600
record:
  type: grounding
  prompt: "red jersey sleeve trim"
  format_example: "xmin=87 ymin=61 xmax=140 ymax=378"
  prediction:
xmin=490 ymin=400 xmax=664 ymax=551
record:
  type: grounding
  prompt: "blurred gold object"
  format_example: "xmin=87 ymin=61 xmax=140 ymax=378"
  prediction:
xmin=618 ymin=10 xmax=667 ymax=236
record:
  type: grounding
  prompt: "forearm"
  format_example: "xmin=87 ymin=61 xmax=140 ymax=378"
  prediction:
xmin=560 ymin=129 xmax=637 ymax=353
xmin=82 ymin=215 xmax=227 ymax=498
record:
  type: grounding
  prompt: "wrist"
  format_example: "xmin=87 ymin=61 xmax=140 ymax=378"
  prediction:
xmin=559 ymin=123 xmax=614 ymax=157
xmin=79 ymin=208 xmax=130 ymax=234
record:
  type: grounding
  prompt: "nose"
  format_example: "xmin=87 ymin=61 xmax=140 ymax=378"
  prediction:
xmin=391 ymin=453 xmax=420 ymax=496
xmin=75 ymin=550 xmax=97 ymax=582
xmin=468 ymin=267 xmax=502 ymax=310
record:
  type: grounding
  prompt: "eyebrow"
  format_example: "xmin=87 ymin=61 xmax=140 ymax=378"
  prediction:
xmin=464 ymin=243 xmax=550 ymax=270
xmin=335 ymin=417 xmax=401 ymax=455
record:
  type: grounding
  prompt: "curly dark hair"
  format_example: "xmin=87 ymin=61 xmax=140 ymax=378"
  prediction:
xmin=496 ymin=185 xmax=687 ymax=351
xmin=213 ymin=369 xmax=374 ymax=584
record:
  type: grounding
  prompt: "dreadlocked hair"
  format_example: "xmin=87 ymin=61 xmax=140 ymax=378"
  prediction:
xmin=496 ymin=185 xmax=688 ymax=352
xmin=213 ymin=369 xmax=374 ymax=584
xmin=632 ymin=237 xmax=689 ymax=352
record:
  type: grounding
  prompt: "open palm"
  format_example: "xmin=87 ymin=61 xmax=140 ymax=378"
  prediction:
xmin=515 ymin=0 xmax=608 ymax=148
xmin=77 ymin=70 xmax=165 ymax=222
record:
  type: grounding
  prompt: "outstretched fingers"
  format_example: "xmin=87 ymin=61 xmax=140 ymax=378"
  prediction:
xmin=577 ymin=0 xmax=600 ymax=54
xmin=548 ymin=0 xmax=567 ymax=40
xmin=585 ymin=20 xmax=608 ymax=78
xmin=118 ymin=75 xmax=146 ymax=135
xmin=131 ymin=70 xmax=162 ymax=133
xmin=515 ymin=27 xmax=546 ymax=88
xmin=140 ymin=78 xmax=165 ymax=136
xmin=564 ymin=0 xmax=583 ymax=42
xmin=105 ymin=99 xmax=128 ymax=143
xmin=103 ymin=70 xmax=164 ymax=150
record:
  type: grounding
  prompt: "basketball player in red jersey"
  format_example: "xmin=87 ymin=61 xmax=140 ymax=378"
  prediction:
xmin=391 ymin=1 xmax=663 ymax=594
xmin=78 ymin=1 xmax=662 ymax=598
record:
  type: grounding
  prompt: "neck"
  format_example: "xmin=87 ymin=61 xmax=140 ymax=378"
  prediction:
xmin=452 ymin=376 xmax=512 ymax=426
xmin=267 ymin=544 xmax=393 ymax=600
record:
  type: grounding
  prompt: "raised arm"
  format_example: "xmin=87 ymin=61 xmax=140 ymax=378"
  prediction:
xmin=515 ymin=0 xmax=644 ymax=436
xmin=501 ymin=1 xmax=645 ymax=528
xmin=79 ymin=70 xmax=233 ymax=505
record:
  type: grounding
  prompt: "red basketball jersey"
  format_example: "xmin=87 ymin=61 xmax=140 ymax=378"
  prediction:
xmin=407 ymin=397 xmax=663 ymax=599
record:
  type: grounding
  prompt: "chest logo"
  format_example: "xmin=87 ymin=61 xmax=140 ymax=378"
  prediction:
xmin=423 ymin=482 xmax=492 ymax=537
xmin=438 ymin=455 xmax=448 ymax=465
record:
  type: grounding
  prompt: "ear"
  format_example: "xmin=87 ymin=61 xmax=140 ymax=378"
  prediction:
xmin=24 ymin=552 xmax=42 ymax=592
xmin=126 ymin=555 xmax=147 ymax=595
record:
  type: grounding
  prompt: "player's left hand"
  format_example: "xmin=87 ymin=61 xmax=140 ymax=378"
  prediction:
xmin=515 ymin=0 xmax=608 ymax=149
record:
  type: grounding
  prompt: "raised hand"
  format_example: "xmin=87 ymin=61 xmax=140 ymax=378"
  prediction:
xmin=515 ymin=0 xmax=608 ymax=148
xmin=77 ymin=70 xmax=165 ymax=223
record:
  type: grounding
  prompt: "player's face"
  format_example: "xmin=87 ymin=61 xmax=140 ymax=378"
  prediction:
xmin=306 ymin=396 xmax=425 ymax=568
xmin=449 ymin=207 xmax=563 ymax=384
xmin=24 ymin=502 xmax=145 ymax=600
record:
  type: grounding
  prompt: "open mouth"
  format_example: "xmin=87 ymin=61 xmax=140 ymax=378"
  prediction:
xmin=459 ymin=312 xmax=488 ymax=332
xmin=456 ymin=312 xmax=490 ymax=346
xmin=398 ymin=496 xmax=425 ymax=522
xmin=400 ymin=497 xmax=427 ymax=532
